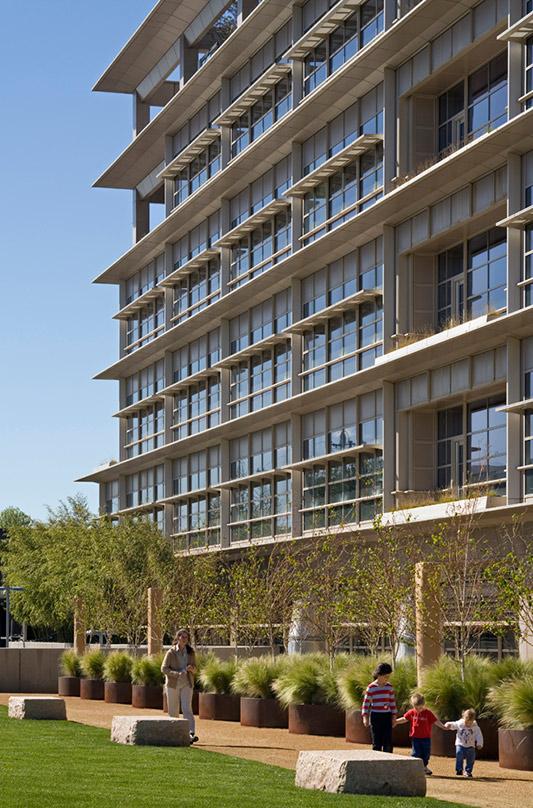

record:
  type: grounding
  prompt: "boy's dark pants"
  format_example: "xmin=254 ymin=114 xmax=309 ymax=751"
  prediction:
xmin=370 ymin=712 xmax=393 ymax=753
xmin=411 ymin=737 xmax=431 ymax=766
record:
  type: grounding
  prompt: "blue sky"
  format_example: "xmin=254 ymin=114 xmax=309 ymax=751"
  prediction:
xmin=0 ymin=0 xmax=154 ymax=519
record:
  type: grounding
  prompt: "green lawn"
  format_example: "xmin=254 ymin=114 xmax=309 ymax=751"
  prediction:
xmin=0 ymin=707 xmax=468 ymax=808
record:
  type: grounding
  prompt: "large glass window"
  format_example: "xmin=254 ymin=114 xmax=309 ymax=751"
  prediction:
xmin=125 ymin=360 xmax=165 ymax=407
xmin=172 ymin=378 xmax=220 ymax=439
xmin=173 ymin=494 xmax=220 ymax=550
xmin=171 ymin=258 xmax=220 ymax=325
xmin=125 ymin=254 xmax=165 ymax=306
xmin=229 ymin=423 xmax=291 ymax=479
xmin=173 ymin=141 xmax=221 ymax=208
xmin=104 ymin=480 xmax=119 ymax=515
xmin=172 ymin=329 xmax=220 ymax=383
xmin=126 ymin=465 xmax=164 ymax=508
xmin=125 ymin=298 xmax=165 ymax=354
xmin=125 ymin=403 xmax=165 ymax=458
xmin=229 ymin=343 xmax=291 ymax=419
xmin=229 ymin=475 xmax=291 ymax=543
xmin=302 ymin=399 xmax=383 ymax=460
xmin=302 ymin=146 xmax=383 ymax=245
xmin=229 ymin=211 xmax=291 ymax=288
xmin=525 ymin=37 xmax=533 ymax=110
xmin=231 ymin=77 xmax=292 ymax=158
xmin=525 ymin=225 xmax=533 ymax=307
xmin=303 ymin=1 xmax=384 ymax=96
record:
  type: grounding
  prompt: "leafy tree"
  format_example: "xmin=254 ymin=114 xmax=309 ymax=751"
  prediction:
xmin=0 ymin=506 xmax=32 ymax=533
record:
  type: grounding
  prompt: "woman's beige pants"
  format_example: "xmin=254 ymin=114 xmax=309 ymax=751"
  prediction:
xmin=166 ymin=681 xmax=195 ymax=734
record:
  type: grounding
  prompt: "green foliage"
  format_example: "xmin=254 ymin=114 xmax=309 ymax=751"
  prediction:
xmin=60 ymin=650 xmax=81 ymax=678
xmin=199 ymin=656 xmax=237 ymax=694
xmin=80 ymin=650 xmax=105 ymax=680
xmin=232 ymin=656 xmax=288 ymax=699
xmin=272 ymin=654 xmax=347 ymax=707
xmin=486 ymin=657 xmax=533 ymax=685
xmin=488 ymin=675 xmax=533 ymax=729
xmin=131 ymin=656 xmax=164 ymax=687
xmin=193 ymin=651 xmax=216 ymax=692
xmin=0 ymin=507 xmax=32 ymax=533
xmin=337 ymin=656 xmax=416 ymax=712
xmin=103 ymin=651 xmax=133 ymax=683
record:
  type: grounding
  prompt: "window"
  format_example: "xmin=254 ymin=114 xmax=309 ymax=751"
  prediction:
xmin=173 ymin=141 xmax=221 ymax=208
xmin=229 ymin=423 xmax=291 ymax=479
xmin=231 ymin=77 xmax=292 ymax=158
xmin=302 ymin=397 xmax=382 ymax=460
xmin=125 ymin=360 xmax=165 ymax=407
xmin=302 ymin=146 xmax=383 ymax=244
xmin=229 ymin=343 xmax=291 ymax=419
xmin=229 ymin=211 xmax=291 ymax=288
xmin=172 ymin=448 xmax=220 ymax=497
xmin=229 ymin=290 xmax=291 ymax=354
xmin=125 ymin=298 xmax=165 ymax=354
xmin=104 ymin=481 xmax=119 ymax=515
xmin=173 ymin=494 xmax=220 ymax=550
xmin=196 ymin=1 xmax=238 ymax=69
xmin=172 ymin=378 xmax=220 ymax=439
xmin=437 ymin=406 xmax=463 ymax=489
xmin=303 ymin=1 xmax=384 ymax=96
xmin=126 ymin=465 xmax=164 ymax=508
xmin=436 ymin=228 xmax=507 ymax=328
xmin=302 ymin=300 xmax=383 ymax=389
xmin=172 ymin=329 xmax=220 ymax=383
xmin=229 ymin=475 xmax=291 ymax=543
xmin=125 ymin=403 xmax=165 ymax=458
xmin=172 ymin=214 xmax=220 ymax=271
xmin=125 ymin=254 xmax=165 ymax=305
xmin=230 ymin=157 xmax=291 ymax=227
xmin=525 ymin=37 xmax=533 ymax=110
xmin=171 ymin=258 xmax=220 ymax=324
xmin=526 ymin=225 xmax=533 ymax=307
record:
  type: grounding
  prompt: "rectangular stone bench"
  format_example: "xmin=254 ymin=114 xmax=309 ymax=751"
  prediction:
xmin=111 ymin=716 xmax=190 ymax=747
xmin=295 ymin=750 xmax=426 ymax=797
xmin=8 ymin=697 xmax=67 ymax=720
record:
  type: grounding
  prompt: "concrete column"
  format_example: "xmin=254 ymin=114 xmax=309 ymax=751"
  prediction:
xmin=238 ymin=0 xmax=256 ymax=23
xmin=291 ymin=333 xmax=303 ymax=398
xmin=292 ymin=2 xmax=303 ymax=40
xmin=518 ymin=605 xmax=533 ymax=661
xmin=220 ymin=437 xmax=231 ymax=548
xmin=382 ymin=381 xmax=395 ymax=512
xmin=220 ymin=367 xmax=230 ymax=422
xmin=118 ymin=418 xmax=127 ymax=463
xmin=164 ymin=503 xmax=174 ymax=540
xmin=507 ymin=153 xmax=522 ymax=314
xmin=178 ymin=35 xmax=197 ymax=85
xmin=382 ymin=224 xmax=396 ymax=353
xmin=290 ymin=412 xmax=302 ymax=538
xmin=508 ymin=41 xmax=523 ymax=120
xmin=415 ymin=562 xmax=442 ymax=684
xmin=73 ymin=596 xmax=86 ymax=656
xmin=119 ymin=319 xmax=127 ymax=358
xmin=507 ymin=337 xmax=522 ymax=505
xmin=383 ymin=67 xmax=397 ymax=193
xmin=133 ymin=191 xmax=149 ymax=244
xmin=133 ymin=92 xmax=150 ymax=138
xmin=147 ymin=587 xmax=163 ymax=656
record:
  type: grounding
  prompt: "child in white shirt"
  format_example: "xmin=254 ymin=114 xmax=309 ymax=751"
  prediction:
xmin=445 ymin=708 xmax=484 ymax=777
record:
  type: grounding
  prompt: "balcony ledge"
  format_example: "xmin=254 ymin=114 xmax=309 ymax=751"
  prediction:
xmin=214 ymin=62 xmax=292 ymax=127
xmin=497 ymin=10 xmax=533 ymax=42
xmin=285 ymin=288 xmax=381 ymax=333
xmin=157 ymin=129 xmax=221 ymax=180
xmin=214 ymin=198 xmax=290 ymax=248
xmin=497 ymin=204 xmax=533 ymax=229
xmin=287 ymin=0 xmax=365 ymax=60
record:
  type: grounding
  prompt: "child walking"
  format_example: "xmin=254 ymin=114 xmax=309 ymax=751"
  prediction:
xmin=445 ymin=708 xmax=484 ymax=777
xmin=361 ymin=662 xmax=397 ymax=753
xmin=395 ymin=693 xmax=448 ymax=776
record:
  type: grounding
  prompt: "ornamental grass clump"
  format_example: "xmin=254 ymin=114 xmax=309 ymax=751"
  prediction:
xmin=272 ymin=653 xmax=346 ymax=707
xmin=103 ymin=651 xmax=133 ymax=683
xmin=232 ymin=656 xmax=288 ymax=700
xmin=132 ymin=655 xmax=164 ymax=687
xmin=60 ymin=649 xmax=82 ymax=678
xmin=194 ymin=651 xmax=216 ymax=692
xmin=488 ymin=675 xmax=533 ymax=729
xmin=199 ymin=656 xmax=237 ymax=695
xmin=337 ymin=656 xmax=416 ymax=713
xmin=419 ymin=655 xmax=466 ymax=720
xmin=80 ymin=649 xmax=105 ymax=680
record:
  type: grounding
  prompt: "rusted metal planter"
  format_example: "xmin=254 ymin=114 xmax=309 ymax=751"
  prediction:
xmin=58 ymin=676 xmax=80 ymax=697
xmin=498 ymin=728 xmax=533 ymax=770
xmin=289 ymin=703 xmax=345 ymax=736
xmin=345 ymin=709 xmax=410 ymax=747
xmin=104 ymin=681 xmax=132 ymax=704
xmin=131 ymin=684 xmax=163 ymax=709
xmin=199 ymin=693 xmax=240 ymax=722
xmin=431 ymin=719 xmax=499 ymax=759
xmin=79 ymin=678 xmax=104 ymax=700
xmin=240 ymin=697 xmax=288 ymax=729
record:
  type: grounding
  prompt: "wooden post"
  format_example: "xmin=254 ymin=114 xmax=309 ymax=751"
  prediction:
xmin=415 ymin=562 xmax=442 ymax=684
xmin=73 ymin=596 xmax=86 ymax=656
xmin=147 ymin=587 xmax=163 ymax=656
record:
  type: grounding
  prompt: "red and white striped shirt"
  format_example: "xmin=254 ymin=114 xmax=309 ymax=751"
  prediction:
xmin=361 ymin=681 xmax=397 ymax=716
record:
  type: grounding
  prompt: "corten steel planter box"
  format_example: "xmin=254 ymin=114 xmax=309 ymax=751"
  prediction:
xmin=289 ymin=704 xmax=345 ymax=737
xmin=431 ymin=725 xmax=456 ymax=757
xmin=104 ymin=682 xmax=132 ymax=704
xmin=199 ymin=693 xmax=240 ymax=722
xmin=58 ymin=676 xmax=80 ymax=697
xmin=498 ymin=728 xmax=533 ymax=771
xmin=345 ymin=710 xmax=410 ymax=746
xmin=131 ymin=685 xmax=163 ymax=709
xmin=163 ymin=689 xmax=199 ymax=714
xmin=431 ymin=719 xmax=499 ymax=759
xmin=79 ymin=678 xmax=104 ymax=700
xmin=240 ymin=697 xmax=288 ymax=729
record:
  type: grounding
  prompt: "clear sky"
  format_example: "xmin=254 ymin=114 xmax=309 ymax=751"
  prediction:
xmin=0 ymin=0 xmax=155 ymax=520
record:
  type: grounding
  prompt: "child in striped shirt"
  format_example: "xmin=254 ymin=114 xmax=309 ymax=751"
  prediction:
xmin=362 ymin=662 xmax=397 ymax=753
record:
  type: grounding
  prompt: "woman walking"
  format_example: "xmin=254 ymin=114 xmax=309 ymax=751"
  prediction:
xmin=161 ymin=628 xmax=198 ymax=743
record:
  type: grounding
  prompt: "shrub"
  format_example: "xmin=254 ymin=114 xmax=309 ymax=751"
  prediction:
xmin=132 ymin=656 xmax=164 ymax=687
xmin=232 ymin=656 xmax=288 ymax=700
xmin=486 ymin=657 xmax=533 ymax=686
xmin=337 ymin=656 xmax=416 ymax=713
xmin=199 ymin=656 xmax=237 ymax=695
xmin=103 ymin=651 xmax=133 ymax=683
xmin=60 ymin=649 xmax=81 ymax=678
xmin=489 ymin=675 xmax=533 ymax=729
xmin=194 ymin=651 xmax=217 ymax=692
xmin=419 ymin=656 xmax=466 ymax=720
xmin=272 ymin=654 xmax=346 ymax=707
xmin=80 ymin=649 xmax=105 ymax=680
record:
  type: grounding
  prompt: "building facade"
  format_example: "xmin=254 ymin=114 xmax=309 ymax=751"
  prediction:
xmin=82 ymin=0 xmax=533 ymax=575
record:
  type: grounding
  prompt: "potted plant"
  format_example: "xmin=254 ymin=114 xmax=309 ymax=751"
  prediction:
xmin=489 ymin=674 xmax=533 ymax=771
xmin=198 ymin=656 xmax=240 ymax=721
xmin=103 ymin=651 xmax=133 ymax=704
xmin=421 ymin=655 xmax=508 ymax=759
xmin=79 ymin=649 xmax=105 ymax=700
xmin=272 ymin=654 xmax=347 ymax=737
xmin=58 ymin=649 xmax=81 ymax=697
xmin=132 ymin=655 xmax=164 ymax=709
xmin=339 ymin=656 xmax=416 ymax=747
xmin=232 ymin=656 xmax=289 ymax=728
